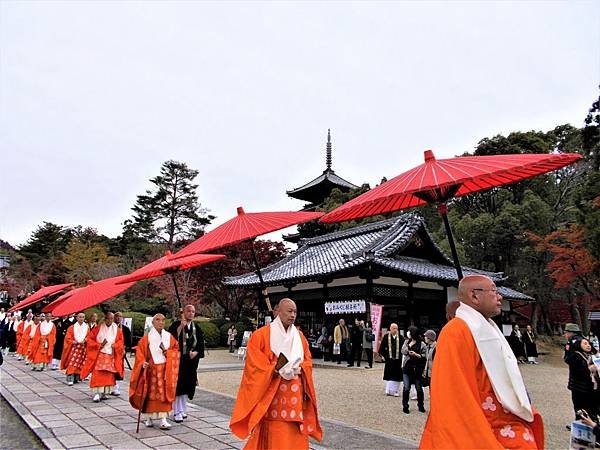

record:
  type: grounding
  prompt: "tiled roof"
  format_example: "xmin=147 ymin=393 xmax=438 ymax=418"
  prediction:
xmin=223 ymin=214 xmax=531 ymax=301
xmin=287 ymin=169 xmax=358 ymax=197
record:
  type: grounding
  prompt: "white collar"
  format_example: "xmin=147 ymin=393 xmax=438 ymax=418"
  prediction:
xmin=40 ymin=321 xmax=54 ymax=335
xmin=97 ymin=323 xmax=117 ymax=354
xmin=269 ymin=317 xmax=304 ymax=380
xmin=456 ymin=303 xmax=533 ymax=422
xmin=74 ymin=322 xmax=89 ymax=343
xmin=148 ymin=327 xmax=171 ymax=364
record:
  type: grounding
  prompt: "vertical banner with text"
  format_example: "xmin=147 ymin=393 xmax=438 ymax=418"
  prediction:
xmin=370 ymin=303 xmax=383 ymax=352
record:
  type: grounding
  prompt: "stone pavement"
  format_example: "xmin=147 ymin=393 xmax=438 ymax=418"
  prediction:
xmin=1 ymin=356 xmax=244 ymax=450
xmin=1 ymin=355 xmax=417 ymax=449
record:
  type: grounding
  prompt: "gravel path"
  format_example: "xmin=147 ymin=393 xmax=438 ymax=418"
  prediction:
xmin=199 ymin=346 xmax=571 ymax=449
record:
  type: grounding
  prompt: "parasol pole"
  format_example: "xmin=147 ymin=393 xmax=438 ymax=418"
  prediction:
xmin=169 ymin=273 xmax=183 ymax=311
xmin=250 ymin=245 xmax=273 ymax=312
xmin=437 ymin=203 xmax=464 ymax=280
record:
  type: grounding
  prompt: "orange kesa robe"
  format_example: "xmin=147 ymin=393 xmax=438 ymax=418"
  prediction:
xmin=230 ymin=325 xmax=322 ymax=450
xmin=17 ymin=321 xmax=32 ymax=356
xmin=80 ymin=324 xmax=124 ymax=388
xmin=129 ymin=333 xmax=180 ymax=413
xmin=30 ymin=322 xmax=57 ymax=364
xmin=419 ymin=318 xmax=544 ymax=450
xmin=60 ymin=324 xmax=87 ymax=375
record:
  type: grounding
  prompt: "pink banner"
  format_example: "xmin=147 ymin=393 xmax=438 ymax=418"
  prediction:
xmin=370 ymin=303 xmax=383 ymax=352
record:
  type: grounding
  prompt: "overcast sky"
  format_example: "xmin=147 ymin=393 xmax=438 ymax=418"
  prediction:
xmin=1 ymin=1 xmax=599 ymax=247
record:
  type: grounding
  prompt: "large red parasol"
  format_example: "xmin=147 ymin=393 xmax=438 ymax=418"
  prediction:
xmin=51 ymin=275 xmax=136 ymax=317
xmin=173 ymin=207 xmax=324 ymax=311
xmin=116 ymin=251 xmax=225 ymax=309
xmin=174 ymin=207 xmax=324 ymax=257
xmin=42 ymin=287 xmax=84 ymax=313
xmin=9 ymin=283 xmax=74 ymax=313
xmin=321 ymin=150 xmax=582 ymax=279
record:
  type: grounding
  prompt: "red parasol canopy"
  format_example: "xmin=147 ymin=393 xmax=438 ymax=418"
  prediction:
xmin=174 ymin=207 xmax=323 ymax=258
xmin=42 ymin=287 xmax=85 ymax=313
xmin=51 ymin=275 xmax=136 ymax=317
xmin=8 ymin=283 xmax=74 ymax=313
xmin=320 ymin=151 xmax=583 ymax=223
xmin=320 ymin=150 xmax=582 ymax=279
xmin=117 ymin=251 xmax=226 ymax=284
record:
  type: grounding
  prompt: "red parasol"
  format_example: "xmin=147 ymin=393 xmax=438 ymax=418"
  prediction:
xmin=321 ymin=150 xmax=582 ymax=279
xmin=116 ymin=251 xmax=226 ymax=309
xmin=174 ymin=207 xmax=324 ymax=257
xmin=51 ymin=275 xmax=136 ymax=317
xmin=42 ymin=287 xmax=85 ymax=313
xmin=173 ymin=207 xmax=324 ymax=311
xmin=8 ymin=283 xmax=74 ymax=313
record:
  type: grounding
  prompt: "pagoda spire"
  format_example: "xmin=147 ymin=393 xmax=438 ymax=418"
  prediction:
xmin=326 ymin=128 xmax=332 ymax=171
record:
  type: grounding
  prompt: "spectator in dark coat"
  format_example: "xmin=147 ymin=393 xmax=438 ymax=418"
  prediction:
xmin=565 ymin=337 xmax=600 ymax=421
xmin=509 ymin=324 xmax=527 ymax=363
xmin=362 ymin=321 xmax=374 ymax=369
xmin=401 ymin=326 xmax=427 ymax=414
xmin=51 ymin=315 xmax=74 ymax=369
xmin=348 ymin=318 xmax=363 ymax=367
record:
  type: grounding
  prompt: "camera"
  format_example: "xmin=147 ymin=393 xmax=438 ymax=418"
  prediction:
xmin=576 ymin=409 xmax=589 ymax=420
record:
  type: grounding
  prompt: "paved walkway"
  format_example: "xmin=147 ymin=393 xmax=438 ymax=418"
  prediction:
xmin=1 ymin=357 xmax=243 ymax=450
xmin=1 ymin=355 xmax=417 ymax=449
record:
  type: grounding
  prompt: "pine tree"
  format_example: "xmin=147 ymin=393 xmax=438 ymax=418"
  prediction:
xmin=124 ymin=160 xmax=213 ymax=249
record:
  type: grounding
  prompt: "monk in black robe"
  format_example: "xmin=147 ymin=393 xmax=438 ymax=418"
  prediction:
xmin=168 ymin=304 xmax=205 ymax=422
xmin=378 ymin=323 xmax=404 ymax=396
xmin=52 ymin=316 xmax=73 ymax=369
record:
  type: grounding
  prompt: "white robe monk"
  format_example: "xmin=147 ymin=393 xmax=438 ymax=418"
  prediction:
xmin=60 ymin=313 xmax=89 ymax=385
xmin=81 ymin=312 xmax=124 ymax=402
xmin=129 ymin=314 xmax=179 ymax=430
xmin=230 ymin=299 xmax=322 ymax=450
xmin=420 ymin=275 xmax=544 ymax=449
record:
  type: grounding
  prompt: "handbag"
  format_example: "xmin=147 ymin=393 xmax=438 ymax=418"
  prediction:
xmin=333 ymin=343 xmax=340 ymax=355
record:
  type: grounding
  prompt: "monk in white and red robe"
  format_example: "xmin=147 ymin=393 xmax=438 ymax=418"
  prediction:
xmin=420 ymin=275 xmax=544 ymax=449
xmin=60 ymin=313 xmax=89 ymax=385
xmin=230 ymin=298 xmax=322 ymax=450
xmin=129 ymin=314 xmax=179 ymax=430
xmin=81 ymin=312 xmax=124 ymax=402
xmin=30 ymin=313 xmax=57 ymax=371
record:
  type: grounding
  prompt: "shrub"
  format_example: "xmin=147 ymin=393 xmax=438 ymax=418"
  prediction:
xmin=210 ymin=318 xmax=228 ymax=329
xmin=197 ymin=321 xmax=220 ymax=347
xmin=83 ymin=307 xmax=104 ymax=322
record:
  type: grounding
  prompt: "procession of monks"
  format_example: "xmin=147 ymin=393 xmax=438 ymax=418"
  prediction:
xmin=6 ymin=278 xmax=546 ymax=449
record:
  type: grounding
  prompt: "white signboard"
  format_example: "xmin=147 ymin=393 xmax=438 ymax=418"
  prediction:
xmin=144 ymin=317 xmax=153 ymax=334
xmin=324 ymin=300 xmax=366 ymax=315
xmin=122 ymin=317 xmax=132 ymax=331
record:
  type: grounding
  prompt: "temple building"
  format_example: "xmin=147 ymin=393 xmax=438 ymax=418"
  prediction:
xmin=224 ymin=213 xmax=531 ymax=335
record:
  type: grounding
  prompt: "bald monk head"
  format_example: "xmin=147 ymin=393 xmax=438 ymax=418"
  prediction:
xmin=104 ymin=311 xmax=114 ymax=326
xmin=152 ymin=313 xmax=166 ymax=332
xmin=446 ymin=301 xmax=460 ymax=321
xmin=389 ymin=323 xmax=398 ymax=336
xmin=278 ymin=298 xmax=297 ymax=330
xmin=457 ymin=275 xmax=503 ymax=320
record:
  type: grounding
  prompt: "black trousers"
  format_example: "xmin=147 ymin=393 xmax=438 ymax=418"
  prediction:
xmin=349 ymin=344 xmax=362 ymax=366
xmin=572 ymin=389 xmax=600 ymax=421
xmin=364 ymin=348 xmax=373 ymax=368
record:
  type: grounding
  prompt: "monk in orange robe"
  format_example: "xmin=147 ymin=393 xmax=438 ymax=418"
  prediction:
xmin=420 ymin=275 xmax=544 ymax=449
xmin=81 ymin=312 xmax=124 ymax=402
xmin=16 ymin=312 xmax=33 ymax=361
xmin=25 ymin=314 xmax=41 ymax=364
xmin=230 ymin=298 xmax=322 ymax=450
xmin=129 ymin=314 xmax=179 ymax=430
xmin=60 ymin=312 xmax=89 ymax=385
xmin=30 ymin=313 xmax=57 ymax=371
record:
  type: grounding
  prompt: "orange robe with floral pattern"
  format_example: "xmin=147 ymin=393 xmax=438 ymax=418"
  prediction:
xmin=129 ymin=333 xmax=180 ymax=413
xmin=420 ymin=318 xmax=544 ymax=449
xmin=230 ymin=325 xmax=322 ymax=450
xmin=60 ymin=324 xmax=87 ymax=375
xmin=16 ymin=321 xmax=31 ymax=355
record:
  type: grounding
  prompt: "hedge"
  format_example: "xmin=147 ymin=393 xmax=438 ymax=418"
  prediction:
xmin=121 ymin=311 xmax=148 ymax=338
xmin=220 ymin=322 xmax=250 ymax=347
xmin=198 ymin=321 xmax=220 ymax=347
